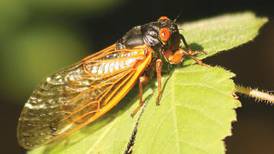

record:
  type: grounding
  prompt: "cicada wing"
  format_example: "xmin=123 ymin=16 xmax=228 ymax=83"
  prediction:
xmin=17 ymin=44 xmax=153 ymax=149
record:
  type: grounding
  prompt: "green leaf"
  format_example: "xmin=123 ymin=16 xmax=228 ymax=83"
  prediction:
xmin=181 ymin=12 xmax=268 ymax=64
xmin=133 ymin=66 xmax=241 ymax=154
xmin=132 ymin=12 xmax=266 ymax=154
xmin=28 ymin=12 xmax=267 ymax=154
xmin=132 ymin=12 xmax=267 ymax=154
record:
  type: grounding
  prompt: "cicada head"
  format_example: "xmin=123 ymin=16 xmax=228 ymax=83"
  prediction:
xmin=142 ymin=16 xmax=184 ymax=63
xmin=117 ymin=16 xmax=187 ymax=65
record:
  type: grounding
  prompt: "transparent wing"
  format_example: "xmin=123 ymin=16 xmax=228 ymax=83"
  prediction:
xmin=17 ymin=44 xmax=152 ymax=149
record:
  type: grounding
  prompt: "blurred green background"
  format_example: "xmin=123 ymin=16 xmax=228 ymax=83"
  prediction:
xmin=0 ymin=0 xmax=273 ymax=153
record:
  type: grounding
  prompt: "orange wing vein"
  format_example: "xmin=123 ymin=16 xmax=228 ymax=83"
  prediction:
xmin=17 ymin=44 xmax=153 ymax=149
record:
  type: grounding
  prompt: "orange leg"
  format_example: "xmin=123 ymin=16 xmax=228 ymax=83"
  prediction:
xmin=179 ymin=33 xmax=207 ymax=65
xmin=131 ymin=75 xmax=149 ymax=117
xmin=169 ymin=48 xmax=207 ymax=66
xmin=156 ymin=59 xmax=163 ymax=105
xmin=183 ymin=49 xmax=208 ymax=66
xmin=188 ymin=49 xmax=207 ymax=55
xmin=168 ymin=49 xmax=184 ymax=64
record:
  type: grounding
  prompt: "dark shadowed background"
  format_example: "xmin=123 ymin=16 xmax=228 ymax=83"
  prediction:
xmin=0 ymin=0 xmax=273 ymax=153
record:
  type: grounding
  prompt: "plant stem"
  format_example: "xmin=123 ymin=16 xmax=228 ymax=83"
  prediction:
xmin=235 ymin=85 xmax=274 ymax=104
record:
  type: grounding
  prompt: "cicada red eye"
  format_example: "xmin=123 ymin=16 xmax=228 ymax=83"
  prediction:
xmin=159 ymin=27 xmax=171 ymax=42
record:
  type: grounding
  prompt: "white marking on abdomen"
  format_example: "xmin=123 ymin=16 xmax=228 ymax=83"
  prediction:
xmin=89 ymin=57 xmax=138 ymax=75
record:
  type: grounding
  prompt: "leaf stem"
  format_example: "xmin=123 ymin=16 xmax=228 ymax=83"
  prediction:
xmin=235 ymin=85 xmax=274 ymax=104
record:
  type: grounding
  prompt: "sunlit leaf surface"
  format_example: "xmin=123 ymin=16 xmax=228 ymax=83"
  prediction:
xmin=133 ymin=65 xmax=241 ymax=154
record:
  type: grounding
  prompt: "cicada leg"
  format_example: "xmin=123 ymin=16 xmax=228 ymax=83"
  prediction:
xmin=179 ymin=34 xmax=207 ymax=65
xmin=131 ymin=75 xmax=149 ymax=117
xmin=182 ymin=49 xmax=208 ymax=66
xmin=156 ymin=59 xmax=163 ymax=105
xmin=168 ymin=48 xmax=207 ymax=66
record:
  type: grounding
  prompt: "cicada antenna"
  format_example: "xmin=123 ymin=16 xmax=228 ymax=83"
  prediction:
xmin=173 ymin=12 xmax=182 ymax=23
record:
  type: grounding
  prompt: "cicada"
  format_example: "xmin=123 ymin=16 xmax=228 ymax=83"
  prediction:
xmin=17 ymin=16 xmax=205 ymax=149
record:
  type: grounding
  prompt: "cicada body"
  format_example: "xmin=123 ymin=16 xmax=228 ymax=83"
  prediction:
xmin=17 ymin=16 xmax=204 ymax=149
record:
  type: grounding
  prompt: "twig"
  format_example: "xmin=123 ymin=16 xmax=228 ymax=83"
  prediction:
xmin=235 ymin=85 xmax=274 ymax=104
